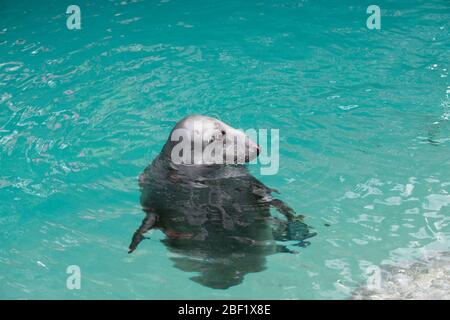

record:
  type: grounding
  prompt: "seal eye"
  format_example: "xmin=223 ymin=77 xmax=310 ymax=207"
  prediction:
xmin=209 ymin=136 xmax=215 ymax=143
xmin=221 ymin=130 xmax=226 ymax=135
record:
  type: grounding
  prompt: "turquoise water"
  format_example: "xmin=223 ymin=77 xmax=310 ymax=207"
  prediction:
xmin=1 ymin=0 xmax=449 ymax=299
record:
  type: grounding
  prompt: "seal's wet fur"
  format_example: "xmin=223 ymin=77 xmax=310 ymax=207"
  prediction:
xmin=129 ymin=115 xmax=315 ymax=289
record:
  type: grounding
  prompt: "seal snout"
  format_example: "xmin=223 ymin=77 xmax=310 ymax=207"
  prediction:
xmin=167 ymin=115 xmax=261 ymax=165
xmin=244 ymin=145 xmax=260 ymax=163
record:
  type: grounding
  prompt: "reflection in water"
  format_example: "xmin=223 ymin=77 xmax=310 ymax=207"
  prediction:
xmin=129 ymin=155 xmax=316 ymax=289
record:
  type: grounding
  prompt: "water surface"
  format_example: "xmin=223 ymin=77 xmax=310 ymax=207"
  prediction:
xmin=0 ymin=0 xmax=449 ymax=299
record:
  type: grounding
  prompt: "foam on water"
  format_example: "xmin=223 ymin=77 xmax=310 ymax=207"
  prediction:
xmin=353 ymin=243 xmax=450 ymax=300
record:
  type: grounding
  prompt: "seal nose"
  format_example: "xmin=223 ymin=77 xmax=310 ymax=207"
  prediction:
xmin=256 ymin=145 xmax=261 ymax=156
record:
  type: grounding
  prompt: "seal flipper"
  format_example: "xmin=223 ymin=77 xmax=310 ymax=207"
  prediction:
xmin=271 ymin=216 xmax=316 ymax=242
xmin=287 ymin=218 xmax=317 ymax=242
xmin=269 ymin=200 xmax=317 ymax=244
xmin=270 ymin=217 xmax=289 ymax=241
xmin=271 ymin=198 xmax=296 ymax=221
xmin=128 ymin=212 xmax=158 ymax=253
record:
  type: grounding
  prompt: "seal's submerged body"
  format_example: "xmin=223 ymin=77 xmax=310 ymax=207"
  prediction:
xmin=129 ymin=115 xmax=315 ymax=289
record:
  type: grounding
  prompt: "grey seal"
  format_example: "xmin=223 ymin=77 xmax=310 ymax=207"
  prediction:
xmin=129 ymin=115 xmax=316 ymax=289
